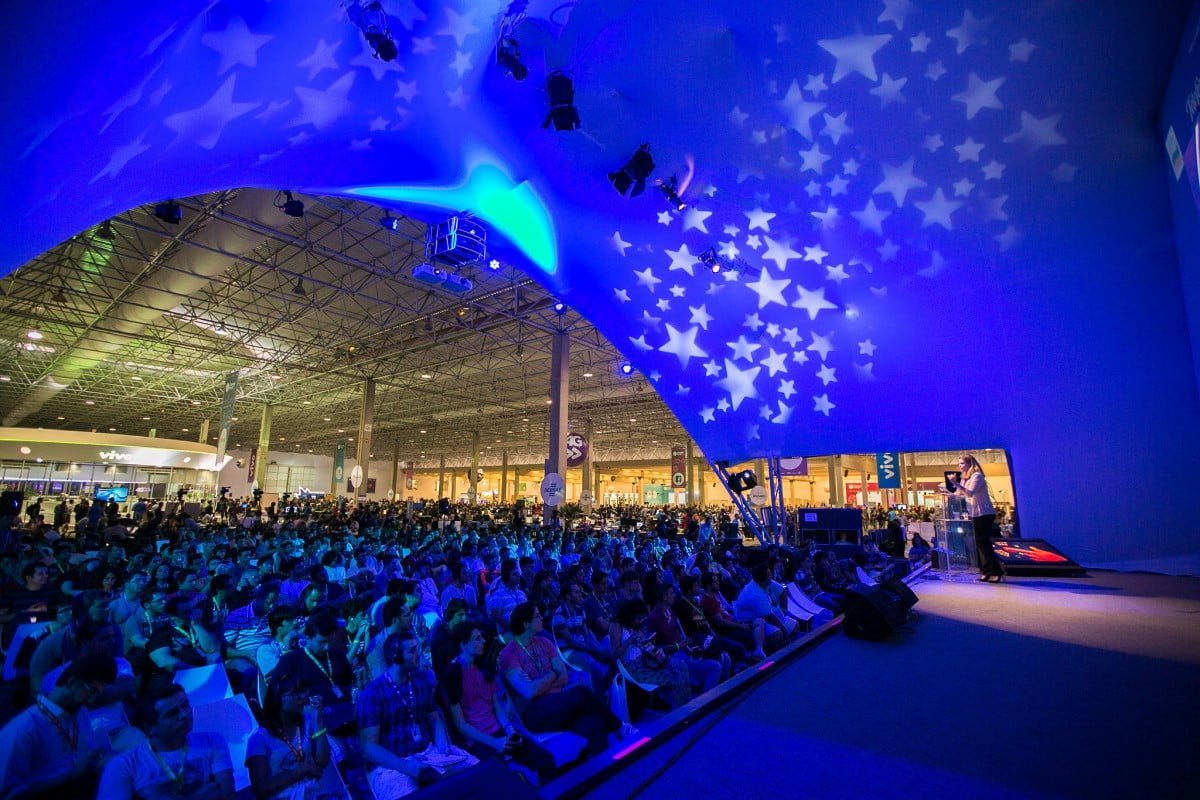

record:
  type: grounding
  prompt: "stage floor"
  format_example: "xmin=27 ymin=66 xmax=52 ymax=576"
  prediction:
xmin=577 ymin=570 xmax=1200 ymax=800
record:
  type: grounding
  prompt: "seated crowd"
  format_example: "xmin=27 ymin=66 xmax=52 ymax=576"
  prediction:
xmin=0 ymin=496 xmax=903 ymax=799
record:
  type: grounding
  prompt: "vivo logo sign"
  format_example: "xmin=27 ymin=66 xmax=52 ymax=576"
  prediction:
xmin=99 ymin=451 xmax=133 ymax=461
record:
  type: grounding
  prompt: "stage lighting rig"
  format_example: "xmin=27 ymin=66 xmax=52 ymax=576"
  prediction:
xmin=347 ymin=1 xmax=398 ymax=62
xmin=659 ymin=175 xmax=686 ymax=211
xmin=543 ymin=71 xmax=580 ymax=131
xmin=153 ymin=200 xmax=182 ymax=225
xmin=275 ymin=190 xmax=305 ymax=217
xmin=728 ymin=469 xmax=758 ymax=493
xmin=698 ymin=246 xmax=758 ymax=278
xmin=96 ymin=220 xmax=115 ymax=240
xmin=609 ymin=144 xmax=655 ymax=198
xmin=378 ymin=211 xmax=400 ymax=232
xmin=496 ymin=36 xmax=527 ymax=81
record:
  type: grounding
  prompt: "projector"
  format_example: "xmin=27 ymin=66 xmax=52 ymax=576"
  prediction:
xmin=443 ymin=272 xmax=473 ymax=294
xmin=412 ymin=263 xmax=446 ymax=286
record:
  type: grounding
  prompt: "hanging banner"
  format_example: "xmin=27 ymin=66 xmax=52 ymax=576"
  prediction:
xmin=875 ymin=452 xmax=902 ymax=488
xmin=778 ymin=457 xmax=809 ymax=476
xmin=215 ymin=371 xmax=238 ymax=468
xmin=566 ymin=433 xmax=588 ymax=468
xmin=333 ymin=443 xmax=346 ymax=489
xmin=405 ymin=461 xmax=415 ymax=491
xmin=670 ymin=446 xmax=687 ymax=489
xmin=246 ymin=448 xmax=257 ymax=483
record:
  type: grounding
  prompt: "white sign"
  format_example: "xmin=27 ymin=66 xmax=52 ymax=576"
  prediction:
xmin=350 ymin=465 xmax=364 ymax=489
xmin=748 ymin=485 xmax=769 ymax=507
xmin=540 ymin=472 xmax=566 ymax=507
xmin=672 ymin=470 xmax=686 ymax=487
xmin=99 ymin=451 xmax=133 ymax=461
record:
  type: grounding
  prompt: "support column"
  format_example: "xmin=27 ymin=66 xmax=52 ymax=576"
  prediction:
xmin=254 ymin=405 xmax=272 ymax=489
xmin=513 ymin=468 xmax=521 ymax=501
xmin=593 ymin=466 xmax=602 ymax=508
xmin=859 ymin=470 xmax=868 ymax=508
xmin=828 ymin=455 xmax=845 ymax=506
xmin=469 ymin=431 xmax=480 ymax=504
xmin=500 ymin=451 xmax=509 ymax=504
xmin=391 ymin=440 xmax=401 ymax=500
xmin=685 ymin=440 xmax=696 ymax=504
xmin=698 ymin=461 xmax=707 ymax=505
xmin=354 ymin=379 xmax=375 ymax=501
xmin=546 ymin=331 xmax=570 ymax=479
xmin=450 ymin=470 xmax=457 ymax=500
xmin=581 ymin=419 xmax=594 ymax=509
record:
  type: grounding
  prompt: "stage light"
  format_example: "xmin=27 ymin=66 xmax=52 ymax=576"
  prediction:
xmin=609 ymin=144 xmax=655 ymax=198
xmin=552 ymin=301 xmax=567 ymax=315
xmin=496 ymin=36 xmax=527 ymax=81
xmin=276 ymin=190 xmax=304 ymax=218
xmin=153 ymin=200 xmax=182 ymax=225
xmin=544 ymin=71 xmax=580 ymax=131
xmin=699 ymin=248 xmax=723 ymax=274
xmin=488 ymin=258 xmax=502 ymax=271
xmin=96 ymin=221 xmax=115 ymax=240
xmin=619 ymin=362 xmax=634 ymax=375
xmin=347 ymin=1 xmax=398 ymax=61
xmin=379 ymin=212 xmax=400 ymax=232
xmin=728 ymin=469 xmax=758 ymax=493
xmin=659 ymin=175 xmax=686 ymax=211
xmin=292 ymin=277 xmax=306 ymax=296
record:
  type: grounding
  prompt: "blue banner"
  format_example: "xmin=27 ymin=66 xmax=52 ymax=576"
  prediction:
xmin=875 ymin=452 xmax=902 ymax=489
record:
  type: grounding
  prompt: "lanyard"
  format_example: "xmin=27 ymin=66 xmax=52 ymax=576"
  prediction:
xmin=36 ymin=699 xmax=77 ymax=750
xmin=304 ymin=648 xmax=343 ymax=698
xmin=275 ymin=726 xmax=305 ymax=763
xmin=172 ymin=624 xmax=197 ymax=649
xmin=151 ymin=744 xmax=189 ymax=787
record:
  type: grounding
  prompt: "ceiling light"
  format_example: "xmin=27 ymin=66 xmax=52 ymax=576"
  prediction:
xmin=421 ymin=373 xmax=432 ymax=379
xmin=552 ymin=301 xmax=566 ymax=315
xmin=582 ymin=371 xmax=593 ymax=378
xmin=293 ymin=277 xmax=306 ymax=296
xmin=57 ymin=416 xmax=65 ymax=420
xmin=35 ymin=458 xmax=43 ymax=463
xmin=303 ymin=400 xmax=311 ymax=405
xmin=84 ymin=400 xmax=95 ymax=405
xmin=231 ymin=417 xmax=238 ymax=421
xmin=378 ymin=212 xmax=400 ymax=232
xmin=487 ymin=259 xmax=502 ymax=271
xmin=0 ymin=376 xmax=9 ymax=381
xmin=191 ymin=400 xmax=201 ymax=405
xmin=323 ymin=417 xmax=331 ymax=422
xmin=183 ymin=457 xmax=191 ymax=464
xmin=279 ymin=437 xmax=286 ymax=441
xmin=131 ymin=376 xmax=142 ymax=381
xmin=96 ymin=220 xmax=116 ymax=240
xmin=108 ymin=427 xmax=116 ymax=431
xmin=629 ymin=418 xmax=636 ymax=423
xmin=609 ymin=144 xmax=654 ymax=198
xmin=420 ymin=430 xmax=427 ymax=434
xmin=338 ymin=429 xmax=345 ymax=433
xmin=19 ymin=446 xmax=31 ymax=455
xmin=522 ymin=418 xmax=529 ymax=422
xmin=142 ymin=416 xmax=151 ymax=420
xmin=26 ymin=330 xmax=43 ymax=340
xmin=153 ymin=200 xmax=182 ymax=224
xmin=276 ymin=190 xmax=304 ymax=217
xmin=544 ymin=70 xmax=580 ymax=131
xmin=619 ymin=362 xmax=635 ymax=375
xmin=181 ymin=428 xmax=189 ymax=432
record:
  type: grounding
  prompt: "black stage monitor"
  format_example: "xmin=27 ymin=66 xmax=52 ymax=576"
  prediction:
xmin=991 ymin=538 xmax=1086 ymax=576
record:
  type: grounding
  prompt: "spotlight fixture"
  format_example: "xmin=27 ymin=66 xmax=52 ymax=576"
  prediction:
xmin=619 ymin=361 xmax=634 ymax=376
xmin=543 ymin=70 xmax=580 ymax=131
xmin=608 ymin=144 xmax=655 ymax=198
xmin=378 ymin=212 xmax=400 ymax=232
xmin=552 ymin=301 xmax=567 ymax=315
xmin=487 ymin=258 xmax=502 ymax=271
xmin=96 ymin=221 xmax=115 ymax=240
xmin=347 ymin=1 xmax=398 ymax=61
xmin=699 ymin=247 xmax=724 ymax=274
xmin=292 ymin=277 xmax=306 ymax=296
xmin=659 ymin=175 xmax=686 ymax=212
xmin=496 ymin=36 xmax=527 ymax=81
xmin=53 ymin=288 xmax=67 ymax=303
xmin=275 ymin=190 xmax=305 ymax=217
xmin=728 ymin=469 xmax=758 ymax=493
xmin=153 ymin=200 xmax=182 ymax=225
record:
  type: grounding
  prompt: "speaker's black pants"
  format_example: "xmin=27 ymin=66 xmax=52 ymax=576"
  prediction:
xmin=972 ymin=514 xmax=1001 ymax=575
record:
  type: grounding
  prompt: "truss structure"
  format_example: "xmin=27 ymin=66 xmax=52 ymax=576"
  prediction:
xmin=0 ymin=190 xmax=688 ymax=467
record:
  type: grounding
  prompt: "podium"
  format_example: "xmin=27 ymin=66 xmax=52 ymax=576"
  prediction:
xmin=932 ymin=495 xmax=978 ymax=575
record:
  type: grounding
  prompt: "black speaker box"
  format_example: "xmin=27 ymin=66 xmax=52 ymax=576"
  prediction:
xmin=409 ymin=755 xmax=541 ymax=800
xmin=881 ymin=577 xmax=919 ymax=611
xmin=0 ymin=491 xmax=23 ymax=517
xmin=843 ymin=582 xmax=914 ymax=641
